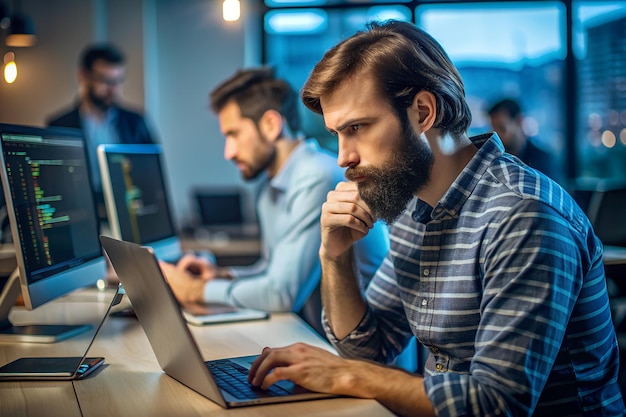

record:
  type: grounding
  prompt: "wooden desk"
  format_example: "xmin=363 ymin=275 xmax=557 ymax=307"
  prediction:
xmin=0 ymin=288 xmax=393 ymax=417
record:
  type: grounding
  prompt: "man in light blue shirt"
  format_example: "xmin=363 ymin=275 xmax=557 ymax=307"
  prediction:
xmin=161 ymin=68 xmax=388 ymax=330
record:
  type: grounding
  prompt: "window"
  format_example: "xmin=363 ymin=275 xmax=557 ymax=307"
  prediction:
xmin=264 ymin=4 xmax=411 ymax=150
xmin=574 ymin=1 xmax=626 ymax=182
xmin=262 ymin=1 xmax=626 ymax=185
xmin=418 ymin=2 xmax=566 ymax=183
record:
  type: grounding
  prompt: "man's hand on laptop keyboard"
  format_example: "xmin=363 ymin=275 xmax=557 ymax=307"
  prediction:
xmin=177 ymin=254 xmax=217 ymax=280
xmin=159 ymin=260 xmax=209 ymax=304
xmin=248 ymin=343 xmax=373 ymax=398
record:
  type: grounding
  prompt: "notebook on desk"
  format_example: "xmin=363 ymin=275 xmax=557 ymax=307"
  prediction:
xmin=99 ymin=235 xmax=334 ymax=408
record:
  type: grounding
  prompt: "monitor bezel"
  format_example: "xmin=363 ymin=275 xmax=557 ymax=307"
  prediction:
xmin=0 ymin=123 xmax=105 ymax=311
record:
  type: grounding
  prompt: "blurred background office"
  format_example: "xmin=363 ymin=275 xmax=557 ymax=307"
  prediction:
xmin=0 ymin=0 xmax=625 ymax=230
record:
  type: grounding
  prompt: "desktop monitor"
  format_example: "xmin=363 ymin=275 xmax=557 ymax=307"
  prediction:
xmin=97 ymin=144 xmax=181 ymax=262
xmin=0 ymin=123 xmax=106 ymax=342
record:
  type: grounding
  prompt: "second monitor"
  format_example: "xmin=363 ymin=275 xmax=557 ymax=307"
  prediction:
xmin=98 ymin=143 xmax=182 ymax=263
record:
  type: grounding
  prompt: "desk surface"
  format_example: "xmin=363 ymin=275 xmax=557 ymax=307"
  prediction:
xmin=0 ymin=288 xmax=393 ymax=417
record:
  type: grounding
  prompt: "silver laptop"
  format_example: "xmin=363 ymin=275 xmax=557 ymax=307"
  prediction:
xmin=99 ymin=235 xmax=334 ymax=408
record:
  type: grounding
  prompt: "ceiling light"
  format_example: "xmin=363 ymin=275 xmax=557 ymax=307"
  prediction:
xmin=223 ymin=0 xmax=240 ymax=22
xmin=6 ymin=14 xmax=36 ymax=47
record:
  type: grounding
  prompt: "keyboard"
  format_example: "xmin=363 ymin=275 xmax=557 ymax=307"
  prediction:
xmin=207 ymin=359 xmax=290 ymax=400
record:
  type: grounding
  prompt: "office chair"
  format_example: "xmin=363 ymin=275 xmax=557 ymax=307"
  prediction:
xmin=293 ymin=264 xmax=324 ymax=337
xmin=586 ymin=182 xmax=626 ymax=248
xmin=585 ymin=181 xmax=626 ymax=338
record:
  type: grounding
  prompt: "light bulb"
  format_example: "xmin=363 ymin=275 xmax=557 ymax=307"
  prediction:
xmin=223 ymin=0 xmax=240 ymax=22
xmin=4 ymin=52 xmax=17 ymax=83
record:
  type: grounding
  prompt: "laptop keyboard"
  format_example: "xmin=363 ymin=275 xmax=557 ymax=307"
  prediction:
xmin=207 ymin=359 xmax=290 ymax=400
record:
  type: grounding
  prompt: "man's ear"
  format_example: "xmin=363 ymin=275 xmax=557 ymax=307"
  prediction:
xmin=258 ymin=109 xmax=284 ymax=142
xmin=409 ymin=90 xmax=437 ymax=132
xmin=78 ymin=68 xmax=89 ymax=83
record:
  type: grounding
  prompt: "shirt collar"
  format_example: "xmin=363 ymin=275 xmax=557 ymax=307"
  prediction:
xmin=269 ymin=138 xmax=319 ymax=192
xmin=429 ymin=132 xmax=503 ymax=220
xmin=80 ymin=105 xmax=119 ymax=125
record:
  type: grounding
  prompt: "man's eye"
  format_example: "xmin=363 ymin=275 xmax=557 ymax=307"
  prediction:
xmin=351 ymin=125 xmax=361 ymax=132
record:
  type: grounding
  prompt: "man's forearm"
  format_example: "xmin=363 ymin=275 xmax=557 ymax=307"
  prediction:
xmin=320 ymin=247 xmax=367 ymax=339
xmin=346 ymin=360 xmax=436 ymax=417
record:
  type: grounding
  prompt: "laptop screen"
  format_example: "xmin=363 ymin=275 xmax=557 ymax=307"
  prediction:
xmin=98 ymin=144 xmax=180 ymax=261
xmin=195 ymin=191 xmax=244 ymax=227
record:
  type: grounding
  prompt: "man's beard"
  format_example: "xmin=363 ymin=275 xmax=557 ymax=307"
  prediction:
xmin=240 ymin=134 xmax=276 ymax=181
xmin=345 ymin=121 xmax=433 ymax=225
xmin=88 ymin=89 xmax=113 ymax=112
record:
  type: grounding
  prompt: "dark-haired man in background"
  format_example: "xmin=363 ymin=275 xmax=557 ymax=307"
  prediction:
xmin=47 ymin=43 xmax=156 ymax=218
xmin=487 ymin=98 xmax=561 ymax=183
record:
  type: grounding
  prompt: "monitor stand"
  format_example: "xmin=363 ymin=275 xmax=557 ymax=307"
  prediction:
xmin=0 ymin=268 xmax=91 ymax=343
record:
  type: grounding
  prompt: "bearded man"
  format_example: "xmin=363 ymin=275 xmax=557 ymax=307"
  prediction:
xmin=247 ymin=20 xmax=624 ymax=417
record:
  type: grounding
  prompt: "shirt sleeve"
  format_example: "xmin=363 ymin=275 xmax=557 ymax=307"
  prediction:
xmin=324 ymin=248 xmax=416 ymax=363
xmin=202 ymin=175 xmax=328 ymax=312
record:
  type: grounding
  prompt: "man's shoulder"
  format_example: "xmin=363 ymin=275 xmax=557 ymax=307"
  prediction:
xmin=46 ymin=106 xmax=80 ymax=127
xmin=296 ymin=142 xmax=342 ymax=176
xmin=115 ymin=105 xmax=147 ymax=121
xmin=525 ymin=137 xmax=553 ymax=157
xmin=522 ymin=137 xmax=562 ymax=182
xmin=278 ymin=140 xmax=342 ymax=191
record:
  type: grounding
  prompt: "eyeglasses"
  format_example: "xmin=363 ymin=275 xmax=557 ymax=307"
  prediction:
xmin=89 ymin=73 xmax=125 ymax=87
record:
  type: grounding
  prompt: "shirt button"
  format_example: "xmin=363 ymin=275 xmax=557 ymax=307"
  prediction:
xmin=435 ymin=364 xmax=443 ymax=371
xmin=423 ymin=269 xmax=430 ymax=276
xmin=431 ymin=347 xmax=439 ymax=353
xmin=421 ymin=299 xmax=427 ymax=306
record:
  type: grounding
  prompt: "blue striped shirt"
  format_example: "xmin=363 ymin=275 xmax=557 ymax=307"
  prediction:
xmin=326 ymin=134 xmax=625 ymax=416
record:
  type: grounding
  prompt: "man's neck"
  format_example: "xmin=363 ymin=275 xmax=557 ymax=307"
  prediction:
xmin=266 ymin=137 xmax=302 ymax=178
xmin=418 ymin=132 xmax=477 ymax=207
xmin=80 ymin=100 xmax=110 ymax=123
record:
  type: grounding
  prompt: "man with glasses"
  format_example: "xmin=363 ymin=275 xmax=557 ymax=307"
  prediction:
xmin=47 ymin=43 xmax=156 ymax=219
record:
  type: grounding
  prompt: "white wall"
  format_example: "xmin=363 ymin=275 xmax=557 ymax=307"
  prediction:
xmin=0 ymin=0 xmax=258 ymax=228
